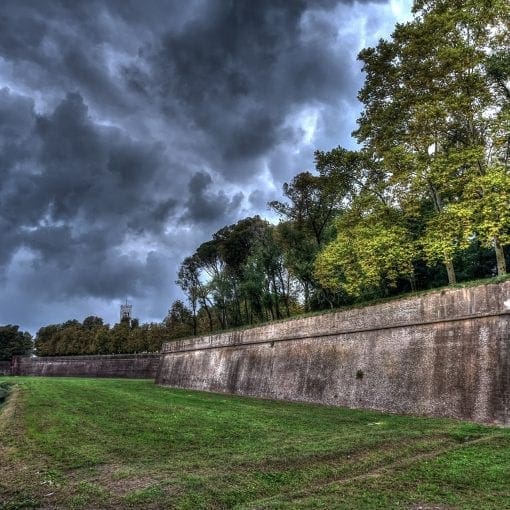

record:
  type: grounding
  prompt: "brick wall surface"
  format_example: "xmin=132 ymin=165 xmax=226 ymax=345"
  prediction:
xmin=157 ymin=282 xmax=510 ymax=425
xmin=12 ymin=353 xmax=160 ymax=379
xmin=0 ymin=361 xmax=11 ymax=376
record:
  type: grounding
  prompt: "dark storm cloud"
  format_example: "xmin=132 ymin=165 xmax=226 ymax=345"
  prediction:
xmin=0 ymin=0 xmax=404 ymax=330
xmin=182 ymin=171 xmax=244 ymax=224
xmin=0 ymin=89 xmax=176 ymax=299
xmin=138 ymin=0 xmax=384 ymax=179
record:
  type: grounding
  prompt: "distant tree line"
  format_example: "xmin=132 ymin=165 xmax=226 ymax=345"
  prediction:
xmin=168 ymin=0 xmax=510 ymax=339
xmin=34 ymin=316 xmax=172 ymax=357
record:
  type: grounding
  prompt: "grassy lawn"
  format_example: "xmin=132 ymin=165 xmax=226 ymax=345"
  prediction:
xmin=0 ymin=378 xmax=508 ymax=509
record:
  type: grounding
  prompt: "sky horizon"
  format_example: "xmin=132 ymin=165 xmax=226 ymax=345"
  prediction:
xmin=0 ymin=0 xmax=413 ymax=335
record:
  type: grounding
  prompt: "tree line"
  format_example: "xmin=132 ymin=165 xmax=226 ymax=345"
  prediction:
xmin=2 ymin=317 xmax=179 ymax=359
xmin=169 ymin=0 xmax=510 ymax=337
xmin=34 ymin=316 xmax=171 ymax=356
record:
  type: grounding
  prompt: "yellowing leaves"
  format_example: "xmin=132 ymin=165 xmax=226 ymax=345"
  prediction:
xmin=314 ymin=214 xmax=416 ymax=297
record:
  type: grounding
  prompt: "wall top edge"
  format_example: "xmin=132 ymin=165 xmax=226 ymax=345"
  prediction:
xmin=162 ymin=280 xmax=510 ymax=354
xmin=16 ymin=353 xmax=161 ymax=361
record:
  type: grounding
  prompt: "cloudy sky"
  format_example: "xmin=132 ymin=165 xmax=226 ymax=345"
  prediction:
xmin=0 ymin=0 xmax=412 ymax=333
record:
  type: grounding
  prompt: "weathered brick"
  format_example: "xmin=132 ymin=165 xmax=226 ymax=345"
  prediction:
xmin=157 ymin=281 xmax=510 ymax=425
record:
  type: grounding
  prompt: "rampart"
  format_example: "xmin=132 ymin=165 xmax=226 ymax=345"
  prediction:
xmin=12 ymin=353 xmax=160 ymax=379
xmin=0 ymin=361 xmax=11 ymax=376
xmin=157 ymin=281 xmax=510 ymax=425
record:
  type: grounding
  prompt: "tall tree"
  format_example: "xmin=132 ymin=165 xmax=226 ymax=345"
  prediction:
xmin=0 ymin=325 xmax=32 ymax=361
xmin=355 ymin=0 xmax=510 ymax=281
xmin=164 ymin=300 xmax=194 ymax=339
xmin=269 ymin=171 xmax=345 ymax=247
xmin=177 ymin=256 xmax=202 ymax=334
xmin=213 ymin=216 xmax=271 ymax=325
xmin=269 ymin=168 xmax=350 ymax=309
xmin=315 ymin=199 xmax=417 ymax=298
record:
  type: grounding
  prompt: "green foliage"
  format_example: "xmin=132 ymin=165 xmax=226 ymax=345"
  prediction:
xmin=354 ymin=0 xmax=510 ymax=281
xmin=269 ymin=170 xmax=345 ymax=247
xmin=175 ymin=216 xmax=299 ymax=335
xmin=315 ymin=212 xmax=416 ymax=297
xmin=164 ymin=300 xmax=194 ymax=339
xmin=0 ymin=325 xmax=32 ymax=361
xmin=420 ymin=204 xmax=471 ymax=265
xmin=464 ymin=164 xmax=510 ymax=247
xmin=34 ymin=316 xmax=171 ymax=356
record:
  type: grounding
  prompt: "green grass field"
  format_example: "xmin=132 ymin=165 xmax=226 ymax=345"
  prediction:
xmin=0 ymin=378 xmax=508 ymax=509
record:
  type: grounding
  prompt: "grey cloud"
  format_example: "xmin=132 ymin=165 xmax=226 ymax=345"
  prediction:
xmin=182 ymin=171 xmax=244 ymax=225
xmin=32 ymin=93 xmax=176 ymax=231
xmin=0 ymin=9 xmax=46 ymax=62
xmin=0 ymin=0 xmax=402 ymax=330
xmin=11 ymin=246 xmax=170 ymax=302
xmin=132 ymin=0 xmax=386 ymax=183
xmin=0 ymin=90 xmax=179 ymax=300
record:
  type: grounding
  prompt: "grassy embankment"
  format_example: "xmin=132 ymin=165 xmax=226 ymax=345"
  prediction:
xmin=0 ymin=377 xmax=509 ymax=509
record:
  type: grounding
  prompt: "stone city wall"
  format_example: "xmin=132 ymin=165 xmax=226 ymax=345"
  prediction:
xmin=0 ymin=361 xmax=11 ymax=376
xmin=12 ymin=353 xmax=160 ymax=379
xmin=157 ymin=281 xmax=510 ymax=425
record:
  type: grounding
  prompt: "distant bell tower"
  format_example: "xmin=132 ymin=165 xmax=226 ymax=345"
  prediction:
xmin=120 ymin=299 xmax=133 ymax=323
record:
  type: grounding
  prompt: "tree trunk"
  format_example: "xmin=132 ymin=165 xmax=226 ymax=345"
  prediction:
xmin=303 ymin=281 xmax=310 ymax=312
xmin=445 ymin=259 xmax=457 ymax=285
xmin=322 ymin=288 xmax=334 ymax=309
xmin=200 ymin=298 xmax=214 ymax=332
xmin=244 ymin=298 xmax=250 ymax=325
xmin=216 ymin=304 xmax=226 ymax=330
xmin=191 ymin=300 xmax=197 ymax=335
xmin=278 ymin=270 xmax=290 ymax=317
xmin=494 ymin=237 xmax=507 ymax=275
xmin=205 ymin=307 xmax=213 ymax=332
xmin=272 ymin=277 xmax=281 ymax=319
xmin=267 ymin=302 xmax=275 ymax=321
